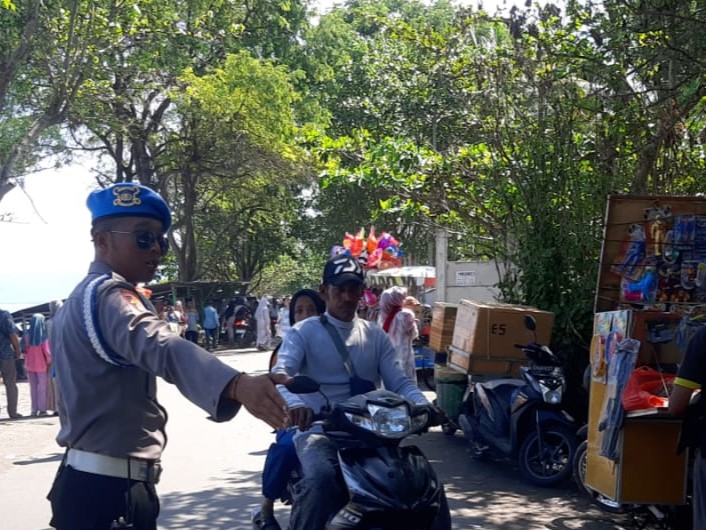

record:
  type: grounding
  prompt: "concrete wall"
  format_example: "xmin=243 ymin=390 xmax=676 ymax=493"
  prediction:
xmin=425 ymin=260 xmax=503 ymax=305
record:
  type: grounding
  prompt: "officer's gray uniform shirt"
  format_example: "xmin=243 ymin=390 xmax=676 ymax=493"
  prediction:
xmin=53 ymin=261 xmax=240 ymax=461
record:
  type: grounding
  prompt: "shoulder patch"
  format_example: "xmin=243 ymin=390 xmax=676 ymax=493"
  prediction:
xmin=120 ymin=289 xmax=147 ymax=312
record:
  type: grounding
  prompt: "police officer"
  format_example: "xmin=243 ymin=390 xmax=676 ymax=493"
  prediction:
xmin=48 ymin=182 xmax=291 ymax=530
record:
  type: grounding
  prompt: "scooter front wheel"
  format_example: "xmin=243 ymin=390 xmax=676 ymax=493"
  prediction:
xmin=518 ymin=425 xmax=577 ymax=487
xmin=573 ymin=440 xmax=627 ymax=514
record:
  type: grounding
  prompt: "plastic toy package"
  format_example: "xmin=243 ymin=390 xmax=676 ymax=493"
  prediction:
xmin=612 ymin=207 xmax=706 ymax=305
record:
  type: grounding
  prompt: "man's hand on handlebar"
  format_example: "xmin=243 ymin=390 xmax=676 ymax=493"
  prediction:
xmin=429 ymin=404 xmax=449 ymax=427
xmin=290 ymin=406 xmax=315 ymax=431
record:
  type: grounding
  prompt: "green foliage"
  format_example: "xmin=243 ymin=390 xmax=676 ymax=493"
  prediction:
xmin=161 ymin=49 xmax=310 ymax=284
xmin=258 ymin=252 xmax=323 ymax=297
xmin=6 ymin=0 xmax=706 ymax=363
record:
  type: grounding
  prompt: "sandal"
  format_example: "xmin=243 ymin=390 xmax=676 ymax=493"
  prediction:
xmin=252 ymin=509 xmax=282 ymax=530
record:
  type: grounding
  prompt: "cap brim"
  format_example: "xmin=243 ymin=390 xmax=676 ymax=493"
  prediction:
xmin=327 ymin=273 xmax=364 ymax=286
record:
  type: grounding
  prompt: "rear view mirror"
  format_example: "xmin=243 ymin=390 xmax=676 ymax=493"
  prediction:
xmin=524 ymin=315 xmax=537 ymax=332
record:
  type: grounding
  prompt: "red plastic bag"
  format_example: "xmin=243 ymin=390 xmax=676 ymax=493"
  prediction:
xmin=621 ymin=366 xmax=675 ymax=411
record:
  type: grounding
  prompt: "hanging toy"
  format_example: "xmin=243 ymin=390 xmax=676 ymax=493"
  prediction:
xmin=349 ymin=228 xmax=365 ymax=257
xmin=330 ymin=245 xmax=345 ymax=258
xmin=622 ymin=268 xmax=657 ymax=302
xmin=367 ymin=226 xmax=378 ymax=254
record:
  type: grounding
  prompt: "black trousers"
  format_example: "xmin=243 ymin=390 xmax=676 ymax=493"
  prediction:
xmin=49 ymin=465 xmax=160 ymax=530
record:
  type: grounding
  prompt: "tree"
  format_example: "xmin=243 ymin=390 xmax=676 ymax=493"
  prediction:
xmin=0 ymin=0 xmax=105 ymax=202
xmin=163 ymin=50 xmax=311 ymax=284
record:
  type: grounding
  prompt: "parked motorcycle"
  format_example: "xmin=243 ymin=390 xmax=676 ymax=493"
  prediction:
xmin=283 ymin=375 xmax=452 ymax=530
xmin=457 ymin=315 xmax=578 ymax=487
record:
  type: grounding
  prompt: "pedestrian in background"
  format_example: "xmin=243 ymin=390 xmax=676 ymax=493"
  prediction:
xmin=223 ymin=299 xmax=238 ymax=346
xmin=46 ymin=300 xmax=62 ymax=415
xmin=275 ymin=296 xmax=291 ymax=340
xmin=256 ymin=296 xmax=272 ymax=351
xmin=202 ymin=300 xmax=220 ymax=351
xmin=0 ymin=307 xmax=23 ymax=419
xmin=378 ymin=286 xmax=419 ymax=380
xmin=24 ymin=313 xmax=52 ymax=417
xmin=185 ymin=300 xmax=200 ymax=344
xmin=253 ymin=288 xmax=326 ymax=530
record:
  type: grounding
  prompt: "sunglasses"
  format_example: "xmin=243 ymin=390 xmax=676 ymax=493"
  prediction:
xmin=107 ymin=230 xmax=170 ymax=256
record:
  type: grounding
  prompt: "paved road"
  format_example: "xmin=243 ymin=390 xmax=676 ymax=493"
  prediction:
xmin=0 ymin=348 xmax=651 ymax=529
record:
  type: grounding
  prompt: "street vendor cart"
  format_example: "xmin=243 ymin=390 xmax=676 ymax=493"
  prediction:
xmin=583 ymin=195 xmax=700 ymax=509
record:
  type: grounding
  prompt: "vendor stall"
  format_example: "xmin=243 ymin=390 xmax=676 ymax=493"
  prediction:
xmin=366 ymin=265 xmax=436 ymax=302
xmin=584 ymin=195 xmax=704 ymax=506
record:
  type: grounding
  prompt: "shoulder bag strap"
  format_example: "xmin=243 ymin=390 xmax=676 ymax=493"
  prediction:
xmin=320 ymin=315 xmax=356 ymax=378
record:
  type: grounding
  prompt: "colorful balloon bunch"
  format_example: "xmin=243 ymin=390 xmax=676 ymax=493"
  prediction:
xmin=331 ymin=226 xmax=404 ymax=270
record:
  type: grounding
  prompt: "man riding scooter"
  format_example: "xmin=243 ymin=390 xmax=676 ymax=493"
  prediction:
xmin=272 ymin=255 xmax=446 ymax=530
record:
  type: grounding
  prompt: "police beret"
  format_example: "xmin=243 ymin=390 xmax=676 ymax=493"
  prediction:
xmin=87 ymin=183 xmax=172 ymax=230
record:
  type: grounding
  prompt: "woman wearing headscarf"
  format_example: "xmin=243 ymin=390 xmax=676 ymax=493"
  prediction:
xmin=255 ymin=296 xmax=273 ymax=351
xmin=25 ymin=313 xmax=52 ymax=416
xmin=46 ymin=300 xmax=63 ymax=414
xmin=255 ymin=289 xmax=326 ymax=530
xmin=378 ymin=286 xmax=419 ymax=380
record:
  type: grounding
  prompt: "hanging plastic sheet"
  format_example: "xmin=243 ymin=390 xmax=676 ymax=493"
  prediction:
xmin=598 ymin=338 xmax=640 ymax=461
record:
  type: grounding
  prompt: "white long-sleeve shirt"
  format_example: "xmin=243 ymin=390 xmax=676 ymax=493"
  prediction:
xmin=273 ymin=311 xmax=428 ymax=414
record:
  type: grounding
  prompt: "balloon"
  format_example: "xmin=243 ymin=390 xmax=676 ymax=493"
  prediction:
xmin=378 ymin=233 xmax=392 ymax=250
xmin=350 ymin=229 xmax=364 ymax=257
xmin=367 ymin=226 xmax=378 ymax=254
xmin=343 ymin=232 xmax=355 ymax=251
xmin=363 ymin=289 xmax=378 ymax=307
xmin=378 ymin=260 xmax=396 ymax=270
xmin=368 ymin=248 xmax=383 ymax=268
xmin=385 ymin=245 xmax=400 ymax=258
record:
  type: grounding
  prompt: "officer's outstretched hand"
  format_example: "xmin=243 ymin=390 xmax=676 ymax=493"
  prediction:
xmin=289 ymin=406 xmax=314 ymax=431
xmin=229 ymin=373 xmax=291 ymax=430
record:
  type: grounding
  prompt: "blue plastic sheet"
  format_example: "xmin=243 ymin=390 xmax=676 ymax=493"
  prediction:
xmin=598 ymin=338 xmax=640 ymax=461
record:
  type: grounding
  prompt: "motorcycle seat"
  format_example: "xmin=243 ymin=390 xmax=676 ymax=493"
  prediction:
xmin=479 ymin=380 xmax=525 ymax=436
xmin=479 ymin=378 xmax=524 ymax=392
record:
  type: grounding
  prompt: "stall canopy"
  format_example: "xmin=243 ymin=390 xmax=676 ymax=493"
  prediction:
xmin=366 ymin=266 xmax=436 ymax=289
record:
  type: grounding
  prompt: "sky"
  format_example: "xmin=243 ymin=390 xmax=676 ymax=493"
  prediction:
xmin=0 ymin=0 xmax=551 ymax=313
xmin=0 ymin=167 xmax=95 ymax=312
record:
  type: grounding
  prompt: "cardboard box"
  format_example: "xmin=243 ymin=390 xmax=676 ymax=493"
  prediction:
xmin=451 ymin=300 xmax=554 ymax=359
xmin=448 ymin=345 xmax=525 ymax=377
xmin=429 ymin=302 xmax=458 ymax=352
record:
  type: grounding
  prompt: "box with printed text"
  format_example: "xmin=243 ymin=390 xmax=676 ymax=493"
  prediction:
xmin=451 ymin=299 xmax=554 ymax=359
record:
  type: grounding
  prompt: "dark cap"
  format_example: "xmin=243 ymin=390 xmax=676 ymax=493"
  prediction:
xmin=323 ymin=255 xmax=365 ymax=286
xmin=87 ymin=183 xmax=172 ymax=231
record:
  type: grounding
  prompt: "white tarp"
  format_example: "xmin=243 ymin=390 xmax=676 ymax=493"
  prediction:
xmin=366 ymin=266 xmax=436 ymax=288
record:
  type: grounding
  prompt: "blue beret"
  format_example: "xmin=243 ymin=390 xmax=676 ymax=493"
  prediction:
xmin=87 ymin=183 xmax=172 ymax=231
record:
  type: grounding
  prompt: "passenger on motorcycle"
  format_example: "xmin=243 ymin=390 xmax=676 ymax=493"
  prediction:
xmin=254 ymin=289 xmax=326 ymax=530
xmin=272 ymin=255 xmax=434 ymax=530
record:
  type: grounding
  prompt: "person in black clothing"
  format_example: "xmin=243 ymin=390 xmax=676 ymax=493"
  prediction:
xmin=223 ymin=300 xmax=237 ymax=345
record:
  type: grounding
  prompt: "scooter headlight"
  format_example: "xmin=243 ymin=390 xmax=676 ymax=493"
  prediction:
xmin=543 ymin=389 xmax=562 ymax=404
xmin=539 ymin=376 xmax=564 ymax=404
xmin=344 ymin=404 xmax=412 ymax=438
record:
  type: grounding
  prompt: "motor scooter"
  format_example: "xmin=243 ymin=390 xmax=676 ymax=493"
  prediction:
xmin=233 ymin=306 xmax=256 ymax=348
xmin=457 ymin=315 xmax=578 ymax=487
xmin=281 ymin=375 xmax=452 ymax=530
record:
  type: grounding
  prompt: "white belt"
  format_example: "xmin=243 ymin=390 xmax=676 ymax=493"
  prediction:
xmin=66 ymin=448 xmax=162 ymax=484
